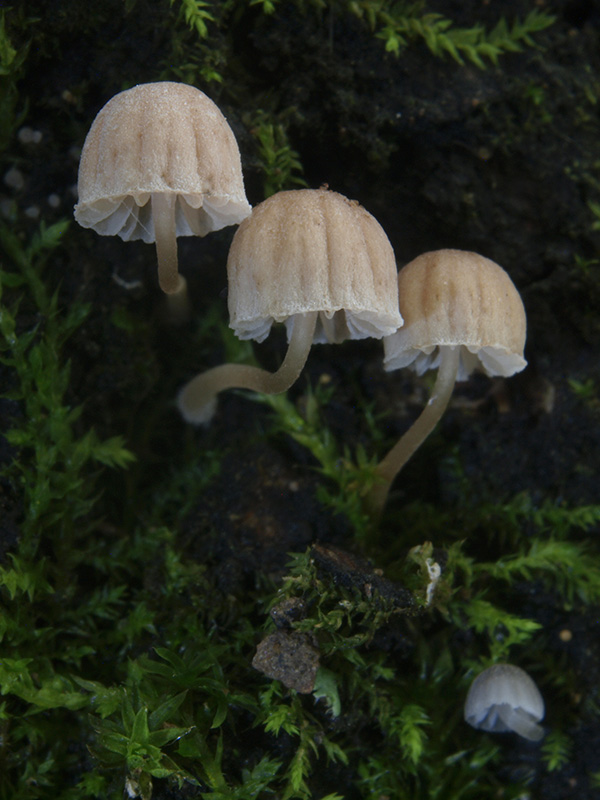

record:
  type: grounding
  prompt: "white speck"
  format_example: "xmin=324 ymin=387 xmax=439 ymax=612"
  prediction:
xmin=18 ymin=126 xmax=42 ymax=145
xmin=24 ymin=205 xmax=40 ymax=219
xmin=425 ymin=558 xmax=441 ymax=606
xmin=47 ymin=193 xmax=61 ymax=209
xmin=4 ymin=167 xmax=24 ymax=191
xmin=112 ymin=270 xmax=143 ymax=290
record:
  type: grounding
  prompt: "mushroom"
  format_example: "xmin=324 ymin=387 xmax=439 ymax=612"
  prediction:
xmin=368 ymin=249 xmax=527 ymax=514
xmin=73 ymin=81 xmax=251 ymax=305
xmin=464 ymin=664 xmax=545 ymax=741
xmin=177 ymin=187 xmax=403 ymax=423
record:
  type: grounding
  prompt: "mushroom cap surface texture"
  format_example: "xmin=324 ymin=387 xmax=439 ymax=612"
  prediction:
xmin=464 ymin=664 xmax=545 ymax=741
xmin=73 ymin=81 xmax=251 ymax=242
xmin=226 ymin=188 xmax=403 ymax=344
xmin=383 ymin=249 xmax=527 ymax=380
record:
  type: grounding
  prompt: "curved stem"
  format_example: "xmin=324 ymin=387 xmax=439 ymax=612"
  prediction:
xmin=368 ymin=346 xmax=460 ymax=517
xmin=152 ymin=193 xmax=180 ymax=294
xmin=177 ymin=312 xmax=318 ymax=424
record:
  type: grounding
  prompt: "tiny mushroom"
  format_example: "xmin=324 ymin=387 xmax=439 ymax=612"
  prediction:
xmin=73 ymin=81 xmax=251 ymax=306
xmin=177 ymin=187 xmax=403 ymax=423
xmin=367 ymin=248 xmax=527 ymax=515
xmin=464 ymin=663 xmax=545 ymax=741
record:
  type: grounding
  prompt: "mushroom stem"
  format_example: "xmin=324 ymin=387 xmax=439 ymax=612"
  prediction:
xmin=177 ymin=312 xmax=318 ymax=424
xmin=152 ymin=192 xmax=182 ymax=295
xmin=368 ymin=345 xmax=461 ymax=516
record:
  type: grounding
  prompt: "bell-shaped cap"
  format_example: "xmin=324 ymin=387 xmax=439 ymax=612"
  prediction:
xmin=73 ymin=81 xmax=251 ymax=243
xmin=464 ymin=664 xmax=545 ymax=741
xmin=227 ymin=188 xmax=403 ymax=344
xmin=383 ymin=249 xmax=527 ymax=381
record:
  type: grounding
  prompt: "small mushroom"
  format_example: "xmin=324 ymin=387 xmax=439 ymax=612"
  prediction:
xmin=464 ymin=664 xmax=545 ymax=741
xmin=367 ymin=249 xmax=527 ymax=514
xmin=177 ymin=187 xmax=402 ymax=423
xmin=74 ymin=81 xmax=251 ymax=303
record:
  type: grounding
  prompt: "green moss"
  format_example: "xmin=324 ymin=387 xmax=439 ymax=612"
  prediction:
xmin=257 ymin=385 xmax=382 ymax=542
xmin=369 ymin=6 xmax=555 ymax=67
xmin=172 ymin=0 xmax=555 ymax=70
xmin=0 ymin=1 xmax=599 ymax=798
xmin=247 ymin=110 xmax=307 ymax=198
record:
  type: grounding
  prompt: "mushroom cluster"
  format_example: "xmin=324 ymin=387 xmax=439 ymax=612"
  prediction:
xmin=73 ymin=84 xmax=529 ymax=520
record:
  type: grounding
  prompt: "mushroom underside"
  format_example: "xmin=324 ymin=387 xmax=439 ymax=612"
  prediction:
xmin=232 ymin=308 xmax=402 ymax=345
xmin=74 ymin=192 xmax=251 ymax=242
xmin=467 ymin=702 xmax=544 ymax=741
xmin=383 ymin=342 xmax=528 ymax=380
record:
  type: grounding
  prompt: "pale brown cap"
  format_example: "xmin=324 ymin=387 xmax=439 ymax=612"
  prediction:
xmin=227 ymin=188 xmax=403 ymax=344
xmin=73 ymin=82 xmax=251 ymax=242
xmin=383 ymin=249 xmax=527 ymax=380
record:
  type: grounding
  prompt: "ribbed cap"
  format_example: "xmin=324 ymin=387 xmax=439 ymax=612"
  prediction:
xmin=383 ymin=249 xmax=527 ymax=380
xmin=227 ymin=188 xmax=403 ymax=344
xmin=74 ymin=82 xmax=251 ymax=243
